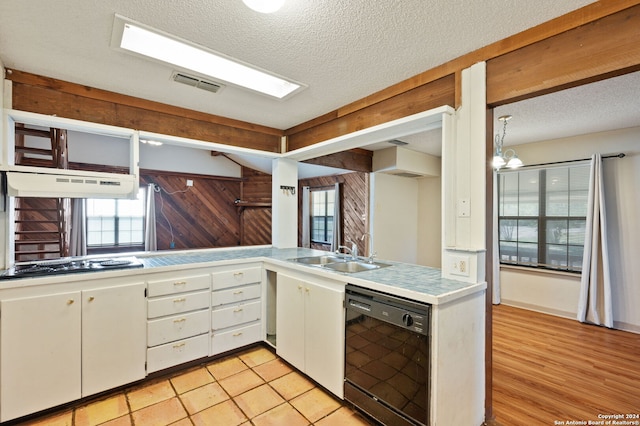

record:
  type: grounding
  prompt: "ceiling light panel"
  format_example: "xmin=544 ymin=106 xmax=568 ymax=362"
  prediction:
xmin=111 ymin=15 xmax=306 ymax=99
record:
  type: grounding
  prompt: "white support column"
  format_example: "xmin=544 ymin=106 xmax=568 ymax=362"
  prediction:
xmin=442 ymin=62 xmax=487 ymax=283
xmin=271 ymin=158 xmax=298 ymax=248
xmin=0 ymin=60 xmax=7 ymax=268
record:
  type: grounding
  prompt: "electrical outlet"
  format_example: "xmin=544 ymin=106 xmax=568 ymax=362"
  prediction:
xmin=186 ymin=179 xmax=193 ymax=187
xmin=450 ymin=255 xmax=470 ymax=277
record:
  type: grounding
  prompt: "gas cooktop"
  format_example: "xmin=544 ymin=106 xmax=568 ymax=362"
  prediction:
xmin=0 ymin=256 xmax=144 ymax=280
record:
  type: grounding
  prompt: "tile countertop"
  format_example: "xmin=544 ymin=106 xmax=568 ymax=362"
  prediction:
xmin=139 ymin=246 xmax=486 ymax=305
xmin=0 ymin=246 xmax=486 ymax=305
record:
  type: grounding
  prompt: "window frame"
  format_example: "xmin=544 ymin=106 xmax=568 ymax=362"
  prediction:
xmin=310 ymin=188 xmax=335 ymax=245
xmin=86 ymin=187 xmax=146 ymax=252
xmin=497 ymin=164 xmax=589 ymax=273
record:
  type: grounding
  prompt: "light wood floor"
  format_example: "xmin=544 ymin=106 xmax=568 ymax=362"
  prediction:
xmin=492 ymin=304 xmax=640 ymax=425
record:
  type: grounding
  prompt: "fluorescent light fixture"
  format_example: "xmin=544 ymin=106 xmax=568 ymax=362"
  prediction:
xmin=112 ymin=15 xmax=305 ymax=99
xmin=141 ymin=139 xmax=163 ymax=146
xmin=243 ymin=0 xmax=286 ymax=13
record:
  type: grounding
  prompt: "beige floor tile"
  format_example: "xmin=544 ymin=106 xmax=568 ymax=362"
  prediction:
xmin=207 ymin=356 xmax=248 ymax=380
xmin=21 ymin=409 xmax=73 ymax=426
xmin=270 ymin=371 xmax=315 ymax=400
xmin=218 ymin=369 xmax=264 ymax=397
xmin=314 ymin=406 xmax=373 ymax=426
xmin=169 ymin=417 xmax=193 ymax=426
xmin=170 ymin=367 xmax=214 ymax=394
xmin=251 ymin=402 xmax=310 ymax=426
xmin=180 ymin=382 xmax=230 ymax=415
xmin=127 ymin=379 xmax=176 ymax=411
xmin=233 ymin=384 xmax=285 ymax=419
xmin=131 ymin=397 xmax=187 ymax=426
xmin=190 ymin=400 xmax=248 ymax=426
xmin=238 ymin=346 xmax=277 ymax=368
xmin=290 ymin=387 xmax=342 ymax=423
xmin=169 ymin=417 xmax=194 ymax=426
xmin=100 ymin=415 xmax=132 ymax=426
xmin=75 ymin=393 xmax=129 ymax=426
xmin=253 ymin=358 xmax=293 ymax=382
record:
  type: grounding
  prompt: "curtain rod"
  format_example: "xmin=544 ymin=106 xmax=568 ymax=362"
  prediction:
xmin=518 ymin=152 xmax=626 ymax=169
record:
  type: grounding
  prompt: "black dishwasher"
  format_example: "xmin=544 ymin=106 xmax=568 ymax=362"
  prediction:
xmin=344 ymin=284 xmax=431 ymax=426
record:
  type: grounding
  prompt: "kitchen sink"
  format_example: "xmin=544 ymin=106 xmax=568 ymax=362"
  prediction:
xmin=290 ymin=255 xmax=344 ymax=265
xmin=322 ymin=260 xmax=391 ymax=273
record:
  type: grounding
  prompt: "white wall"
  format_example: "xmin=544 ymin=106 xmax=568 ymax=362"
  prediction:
xmin=499 ymin=126 xmax=640 ymax=333
xmin=371 ymin=173 xmax=419 ymax=264
xmin=417 ymin=176 xmax=442 ymax=267
xmin=65 ymin=131 xmax=241 ymax=177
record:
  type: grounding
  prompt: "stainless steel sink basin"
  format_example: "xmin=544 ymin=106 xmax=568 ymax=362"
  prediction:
xmin=322 ymin=260 xmax=391 ymax=273
xmin=290 ymin=255 xmax=343 ymax=265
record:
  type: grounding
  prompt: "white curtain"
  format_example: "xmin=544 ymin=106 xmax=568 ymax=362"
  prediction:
xmin=330 ymin=182 xmax=342 ymax=252
xmin=493 ymin=171 xmax=501 ymax=304
xmin=69 ymin=198 xmax=87 ymax=257
xmin=145 ymin=183 xmax=158 ymax=251
xmin=301 ymin=186 xmax=311 ymax=248
xmin=577 ymin=154 xmax=613 ymax=328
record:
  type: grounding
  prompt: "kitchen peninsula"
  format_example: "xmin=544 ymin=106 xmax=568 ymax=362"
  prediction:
xmin=0 ymin=246 xmax=485 ymax=425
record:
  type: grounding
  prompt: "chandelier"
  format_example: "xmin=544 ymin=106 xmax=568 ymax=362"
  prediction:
xmin=492 ymin=115 xmax=523 ymax=170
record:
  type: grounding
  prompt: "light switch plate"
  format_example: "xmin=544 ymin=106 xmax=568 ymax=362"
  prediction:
xmin=457 ymin=198 xmax=470 ymax=217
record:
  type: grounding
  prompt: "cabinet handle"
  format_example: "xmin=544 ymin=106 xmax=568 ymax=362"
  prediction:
xmin=67 ymin=299 xmax=75 ymax=305
xmin=173 ymin=318 xmax=186 ymax=323
xmin=88 ymin=296 xmax=95 ymax=302
xmin=234 ymin=308 xmax=244 ymax=313
xmin=298 ymin=285 xmax=303 ymax=290
xmin=305 ymin=287 xmax=310 ymax=293
xmin=172 ymin=343 xmax=186 ymax=349
xmin=233 ymin=332 xmax=243 ymax=337
xmin=233 ymin=290 xmax=244 ymax=295
xmin=173 ymin=281 xmax=187 ymax=286
xmin=173 ymin=298 xmax=186 ymax=303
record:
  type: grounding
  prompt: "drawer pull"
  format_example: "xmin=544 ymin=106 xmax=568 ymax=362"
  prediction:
xmin=173 ymin=318 xmax=187 ymax=323
xmin=88 ymin=296 xmax=95 ymax=302
xmin=173 ymin=281 xmax=187 ymax=286
xmin=234 ymin=308 xmax=244 ymax=313
xmin=67 ymin=299 xmax=75 ymax=305
xmin=172 ymin=343 xmax=186 ymax=349
xmin=233 ymin=332 xmax=243 ymax=337
xmin=233 ymin=272 xmax=244 ymax=278
xmin=173 ymin=298 xmax=186 ymax=303
xmin=233 ymin=290 xmax=244 ymax=295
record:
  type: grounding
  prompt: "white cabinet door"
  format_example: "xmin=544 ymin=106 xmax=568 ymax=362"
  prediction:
xmin=0 ymin=292 xmax=81 ymax=422
xmin=276 ymin=273 xmax=305 ymax=372
xmin=276 ymin=273 xmax=345 ymax=397
xmin=82 ymin=282 xmax=146 ymax=396
xmin=304 ymin=282 xmax=345 ymax=397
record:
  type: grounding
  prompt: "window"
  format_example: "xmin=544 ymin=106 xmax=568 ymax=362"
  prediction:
xmin=86 ymin=188 xmax=146 ymax=247
xmin=498 ymin=165 xmax=590 ymax=272
xmin=311 ymin=189 xmax=335 ymax=244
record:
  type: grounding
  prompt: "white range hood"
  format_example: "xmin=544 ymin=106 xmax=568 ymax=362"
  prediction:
xmin=4 ymin=169 xmax=138 ymax=199
xmin=372 ymin=146 xmax=441 ymax=178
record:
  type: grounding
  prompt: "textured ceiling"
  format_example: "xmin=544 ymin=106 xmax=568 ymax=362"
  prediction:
xmin=0 ymin=0 xmax=596 ymax=132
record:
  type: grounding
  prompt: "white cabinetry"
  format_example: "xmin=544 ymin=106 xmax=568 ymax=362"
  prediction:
xmin=146 ymin=272 xmax=211 ymax=373
xmin=211 ymin=265 xmax=262 ymax=356
xmin=276 ymin=273 xmax=345 ymax=397
xmin=0 ymin=282 xmax=146 ymax=422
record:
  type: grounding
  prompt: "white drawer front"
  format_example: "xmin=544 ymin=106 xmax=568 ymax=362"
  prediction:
xmin=212 ymin=283 xmax=261 ymax=307
xmin=148 ymin=290 xmax=209 ymax=319
xmin=147 ymin=274 xmax=210 ymax=297
xmin=147 ymin=334 xmax=209 ymax=373
xmin=212 ymin=300 xmax=261 ymax=330
xmin=211 ymin=323 xmax=262 ymax=356
xmin=211 ymin=267 xmax=262 ymax=290
xmin=147 ymin=309 xmax=210 ymax=347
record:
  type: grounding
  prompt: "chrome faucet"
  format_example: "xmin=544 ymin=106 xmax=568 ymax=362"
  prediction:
xmin=360 ymin=233 xmax=377 ymax=263
xmin=336 ymin=242 xmax=358 ymax=261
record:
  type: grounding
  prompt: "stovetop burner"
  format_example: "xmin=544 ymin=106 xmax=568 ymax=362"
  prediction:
xmin=0 ymin=256 xmax=144 ymax=280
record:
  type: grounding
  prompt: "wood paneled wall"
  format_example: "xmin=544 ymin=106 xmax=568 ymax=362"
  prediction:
xmin=6 ymin=70 xmax=282 ymax=153
xmin=298 ymin=172 xmax=369 ymax=255
xmin=239 ymin=167 xmax=272 ymax=246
